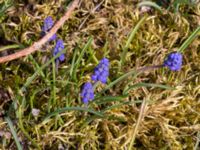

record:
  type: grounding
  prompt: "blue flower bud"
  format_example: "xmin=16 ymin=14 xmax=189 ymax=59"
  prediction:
xmin=53 ymin=39 xmax=65 ymax=62
xmin=81 ymin=82 xmax=94 ymax=104
xmin=91 ymin=58 xmax=109 ymax=84
xmin=163 ymin=52 xmax=183 ymax=71
xmin=41 ymin=16 xmax=57 ymax=41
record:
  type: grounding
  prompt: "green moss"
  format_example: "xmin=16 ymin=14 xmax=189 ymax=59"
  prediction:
xmin=0 ymin=0 xmax=199 ymax=149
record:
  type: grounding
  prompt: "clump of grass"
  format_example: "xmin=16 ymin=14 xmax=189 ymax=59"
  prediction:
xmin=0 ymin=0 xmax=200 ymax=149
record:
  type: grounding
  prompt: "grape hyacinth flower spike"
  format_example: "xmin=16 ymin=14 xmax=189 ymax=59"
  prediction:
xmin=91 ymin=58 xmax=109 ymax=84
xmin=81 ymin=82 xmax=94 ymax=104
xmin=163 ymin=52 xmax=183 ymax=71
xmin=41 ymin=16 xmax=57 ymax=41
xmin=53 ymin=39 xmax=65 ymax=63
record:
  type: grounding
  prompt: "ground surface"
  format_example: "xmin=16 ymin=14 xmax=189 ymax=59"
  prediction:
xmin=0 ymin=0 xmax=200 ymax=150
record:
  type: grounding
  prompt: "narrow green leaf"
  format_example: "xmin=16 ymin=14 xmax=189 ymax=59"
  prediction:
xmin=50 ymin=59 xmax=57 ymax=112
xmin=18 ymin=107 xmax=40 ymax=149
xmin=173 ymin=0 xmax=196 ymax=5
xmin=70 ymin=47 xmax=78 ymax=77
xmin=121 ymin=16 xmax=147 ymax=66
xmin=94 ymin=95 xmax=128 ymax=105
xmin=0 ymin=44 xmax=21 ymax=52
xmin=83 ymin=100 xmax=143 ymax=127
xmin=28 ymin=55 xmax=45 ymax=78
xmin=178 ymin=26 xmax=200 ymax=53
xmin=137 ymin=1 xmax=163 ymax=13
xmin=123 ymin=82 xmax=175 ymax=94
xmin=30 ymin=89 xmax=41 ymax=109
xmin=102 ymin=100 xmax=142 ymax=112
xmin=43 ymin=106 xmax=104 ymax=124
xmin=0 ymin=0 xmax=13 ymax=17
xmin=20 ymin=48 xmax=67 ymax=93
xmin=100 ymin=69 xmax=139 ymax=94
xmin=73 ymin=37 xmax=93 ymax=80
xmin=88 ymin=45 xmax=98 ymax=64
xmin=5 ymin=116 xmax=23 ymax=150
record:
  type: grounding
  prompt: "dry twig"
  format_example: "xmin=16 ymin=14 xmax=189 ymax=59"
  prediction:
xmin=0 ymin=0 xmax=79 ymax=63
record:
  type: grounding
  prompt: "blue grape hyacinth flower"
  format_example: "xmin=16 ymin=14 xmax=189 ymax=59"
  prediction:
xmin=42 ymin=16 xmax=54 ymax=32
xmin=53 ymin=39 xmax=65 ymax=62
xmin=163 ymin=52 xmax=183 ymax=71
xmin=41 ymin=16 xmax=57 ymax=41
xmin=81 ymin=82 xmax=94 ymax=104
xmin=91 ymin=58 xmax=109 ymax=84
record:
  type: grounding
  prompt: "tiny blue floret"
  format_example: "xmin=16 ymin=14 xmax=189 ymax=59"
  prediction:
xmin=81 ymin=82 xmax=94 ymax=104
xmin=163 ymin=52 xmax=183 ymax=71
xmin=42 ymin=16 xmax=54 ymax=32
xmin=91 ymin=58 xmax=109 ymax=84
xmin=41 ymin=16 xmax=57 ymax=41
xmin=53 ymin=39 xmax=65 ymax=62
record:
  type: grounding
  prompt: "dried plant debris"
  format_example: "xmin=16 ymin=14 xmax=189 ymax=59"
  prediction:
xmin=0 ymin=0 xmax=200 ymax=149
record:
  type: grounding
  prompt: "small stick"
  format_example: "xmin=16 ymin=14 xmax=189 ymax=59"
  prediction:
xmin=0 ymin=0 xmax=79 ymax=63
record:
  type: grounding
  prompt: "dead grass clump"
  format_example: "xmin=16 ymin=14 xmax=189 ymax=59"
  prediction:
xmin=0 ymin=0 xmax=200 ymax=149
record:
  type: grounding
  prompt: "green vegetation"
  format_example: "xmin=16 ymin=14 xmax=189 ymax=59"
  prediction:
xmin=0 ymin=0 xmax=199 ymax=149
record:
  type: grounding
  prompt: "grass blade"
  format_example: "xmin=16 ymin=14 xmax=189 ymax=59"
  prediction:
xmin=28 ymin=55 xmax=46 ymax=79
xmin=43 ymin=106 xmax=104 ymax=124
xmin=69 ymin=47 xmax=78 ymax=77
xmin=83 ymin=100 xmax=143 ymax=127
xmin=5 ymin=116 xmax=23 ymax=150
xmin=94 ymin=95 xmax=128 ymax=105
xmin=123 ymin=82 xmax=175 ymax=94
xmin=100 ymin=69 xmax=139 ymax=94
xmin=178 ymin=26 xmax=200 ymax=53
xmin=100 ymin=65 xmax=163 ymax=94
xmin=20 ymin=48 xmax=67 ymax=93
xmin=120 ymin=16 xmax=147 ymax=67
xmin=137 ymin=1 xmax=163 ymax=13
xmin=48 ymin=59 xmax=57 ymax=112
xmin=18 ymin=107 xmax=40 ymax=149
xmin=0 ymin=44 xmax=21 ymax=52
xmin=102 ymin=100 xmax=142 ymax=112
xmin=0 ymin=0 xmax=13 ymax=17
xmin=72 ymin=37 xmax=93 ymax=80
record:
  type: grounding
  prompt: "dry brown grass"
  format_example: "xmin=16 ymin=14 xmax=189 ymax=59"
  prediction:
xmin=0 ymin=0 xmax=200 ymax=149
